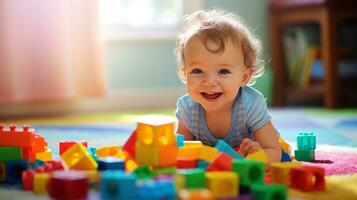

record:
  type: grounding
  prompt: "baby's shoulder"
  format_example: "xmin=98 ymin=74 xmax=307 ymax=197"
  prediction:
xmin=239 ymin=86 xmax=265 ymax=105
xmin=177 ymin=94 xmax=197 ymax=109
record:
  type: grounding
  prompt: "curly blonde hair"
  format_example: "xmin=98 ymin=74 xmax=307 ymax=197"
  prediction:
xmin=174 ymin=9 xmax=264 ymax=85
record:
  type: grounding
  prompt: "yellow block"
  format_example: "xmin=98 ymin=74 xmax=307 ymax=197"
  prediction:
xmin=136 ymin=143 xmax=177 ymax=167
xmin=125 ymin=159 xmax=138 ymax=172
xmin=246 ymin=150 xmax=268 ymax=163
xmin=34 ymin=173 xmax=50 ymax=195
xmin=271 ymin=162 xmax=302 ymax=185
xmin=136 ymin=122 xmax=176 ymax=147
xmin=174 ymin=174 xmax=186 ymax=191
xmin=197 ymin=145 xmax=219 ymax=162
xmin=36 ymin=149 xmax=53 ymax=161
xmin=82 ymin=170 xmax=100 ymax=183
xmin=206 ymin=171 xmax=239 ymax=198
xmin=279 ymin=137 xmax=291 ymax=154
xmin=96 ymin=145 xmax=120 ymax=158
xmin=177 ymin=146 xmax=202 ymax=159
xmin=183 ymin=141 xmax=203 ymax=147
xmin=178 ymin=189 xmax=215 ymax=200
xmin=61 ymin=143 xmax=98 ymax=170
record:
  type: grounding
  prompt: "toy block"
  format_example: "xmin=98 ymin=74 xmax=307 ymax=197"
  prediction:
xmin=270 ymin=162 xmax=302 ymax=185
xmin=137 ymin=180 xmax=176 ymax=200
xmin=152 ymin=167 xmax=177 ymax=176
xmin=122 ymin=130 xmax=137 ymax=158
xmin=0 ymin=162 xmax=5 ymax=182
xmin=32 ymin=135 xmax=46 ymax=153
xmin=297 ymin=132 xmax=316 ymax=150
xmin=133 ymin=164 xmax=153 ymax=180
xmin=31 ymin=160 xmax=45 ymax=169
xmin=35 ymin=148 xmax=52 ymax=162
xmin=173 ymin=174 xmax=186 ymax=190
xmin=207 ymin=153 xmax=233 ymax=171
xmin=83 ymin=170 xmax=100 ymax=184
xmin=197 ymin=160 xmax=210 ymax=169
xmin=184 ymin=140 xmax=203 ymax=147
xmin=87 ymin=146 xmax=98 ymax=161
xmin=206 ymin=171 xmax=239 ymax=198
xmin=97 ymin=156 xmax=125 ymax=171
xmin=251 ymin=184 xmax=287 ymax=200
xmin=232 ymin=159 xmax=264 ymax=187
xmin=279 ymin=137 xmax=291 ymax=154
xmin=198 ymin=145 xmax=219 ymax=162
xmin=5 ymin=160 xmax=30 ymax=183
xmin=59 ymin=140 xmax=88 ymax=155
xmin=177 ymin=146 xmax=202 ymax=159
xmin=177 ymin=168 xmax=205 ymax=189
xmin=155 ymin=174 xmax=174 ymax=181
xmin=0 ymin=125 xmax=35 ymax=147
xmin=34 ymin=173 xmax=50 ymax=195
xmin=136 ymin=121 xmax=176 ymax=147
xmin=100 ymin=170 xmax=137 ymax=200
xmin=136 ymin=144 xmax=177 ymax=167
xmin=96 ymin=145 xmax=120 ymax=158
xmin=177 ymin=157 xmax=197 ymax=169
xmin=294 ymin=149 xmax=315 ymax=161
xmin=159 ymin=145 xmax=177 ymax=166
xmin=176 ymin=134 xmax=184 ymax=147
xmin=290 ymin=165 xmax=325 ymax=191
xmin=215 ymin=140 xmax=243 ymax=160
xmin=22 ymin=169 xmax=35 ymax=190
xmin=60 ymin=143 xmax=98 ymax=170
xmin=246 ymin=150 xmax=268 ymax=163
xmin=125 ymin=158 xmax=138 ymax=172
xmin=44 ymin=160 xmax=64 ymax=172
xmin=178 ymin=189 xmax=215 ymax=200
xmin=0 ymin=146 xmax=22 ymax=161
xmin=48 ymin=170 xmax=88 ymax=200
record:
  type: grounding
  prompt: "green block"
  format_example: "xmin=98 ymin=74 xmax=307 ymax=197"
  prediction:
xmin=133 ymin=165 xmax=153 ymax=180
xmin=232 ymin=159 xmax=264 ymax=187
xmin=295 ymin=149 xmax=315 ymax=161
xmin=152 ymin=167 xmax=176 ymax=176
xmin=177 ymin=168 xmax=205 ymax=189
xmin=251 ymin=184 xmax=287 ymax=200
xmin=297 ymin=132 xmax=316 ymax=150
xmin=0 ymin=147 xmax=22 ymax=161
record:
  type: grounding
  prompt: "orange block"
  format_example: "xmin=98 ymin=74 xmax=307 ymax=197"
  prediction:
xmin=178 ymin=189 xmax=215 ymax=200
xmin=177 ymin=146 xmax=202 ymax=159
xmin=0 ymin=125 xmax=35 ymax=147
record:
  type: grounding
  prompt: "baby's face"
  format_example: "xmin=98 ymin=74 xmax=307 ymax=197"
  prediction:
xmin=183 ymin=35 xmax=251 ymax=112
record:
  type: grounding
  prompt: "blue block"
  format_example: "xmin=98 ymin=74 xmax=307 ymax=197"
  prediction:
xmin=98 ymin=157 xmax=125 ymax=171
xmin=297 ymin=132 xmax=316 ymax=150
xmin=176 ymin=134 xmax=184 ymax=147
xmin=197 ymin=160 xmax=210 ymax=169
xmin=100 ymin=170 xmax=137 ymax=200
xmin=137 ymin=180 xmax=176 ymax=200
xmin=31 ymin=160 xmax=45 ymax=169
xmin=5 ymin=160 xmax=30 ymax=183
xmin=215 ymin=140 xmax=243 ymax=160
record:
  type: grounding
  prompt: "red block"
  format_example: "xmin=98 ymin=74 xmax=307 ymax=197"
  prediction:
xmin=177 ymin=157 xmax=197 ymax=169
xmin=122 ymin=130 xmax=137 ymax=158
xmin=0 ymin=125 xmax=35 ymax=147
xmin=44 ymin=160 xmax=64 ymax=172
xmin=59 ymin=141 xmax=88 ymax=155
xmin=22 ymin=169 xmax=35 ymax=191
xmin=48 ymin=170 xmax=88 ymax=200
xmin=290 ymin=165 xmax=325 ymax=191
xmin=207 ymin=153 xmax=233 ymax=171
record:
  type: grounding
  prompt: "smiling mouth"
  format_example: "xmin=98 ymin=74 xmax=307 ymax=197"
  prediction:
xmin=200 ymin=92 xmax=222 ymax=100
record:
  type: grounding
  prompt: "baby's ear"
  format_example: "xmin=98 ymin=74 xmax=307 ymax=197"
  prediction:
xmin=241 ymin=67 xmax=253 ymax=86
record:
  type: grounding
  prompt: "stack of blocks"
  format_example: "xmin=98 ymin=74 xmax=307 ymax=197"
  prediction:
xmin=295 ymin=132 xmax=316 ymax=161
xmin=0 ymin=123 xmax=326 ymax=199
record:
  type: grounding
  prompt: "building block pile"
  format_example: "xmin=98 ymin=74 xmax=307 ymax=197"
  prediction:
xmin=0 ymin=123 xmax=325 ymax=199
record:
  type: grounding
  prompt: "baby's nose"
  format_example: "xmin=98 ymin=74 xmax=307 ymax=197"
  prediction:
xmin=202 ymin=74 xmax=218 ymax=86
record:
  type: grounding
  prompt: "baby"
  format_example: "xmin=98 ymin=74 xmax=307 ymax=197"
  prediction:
xmin=174 ymin=9 xmax=282 ymax=162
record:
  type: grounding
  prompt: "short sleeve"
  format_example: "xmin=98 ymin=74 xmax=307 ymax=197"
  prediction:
xmin=245 ymin=92 xmax=271 ymax=133
xmin=175 ymin=95 xmax=192 ymax=131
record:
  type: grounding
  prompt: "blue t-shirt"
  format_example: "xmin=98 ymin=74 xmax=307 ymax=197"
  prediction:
xmin=176 ymin=86 xmax=271 ymax=148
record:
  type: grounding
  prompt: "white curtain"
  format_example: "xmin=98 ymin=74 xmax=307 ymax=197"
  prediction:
xmin=0 ymin=0 xmax=106 ymax=103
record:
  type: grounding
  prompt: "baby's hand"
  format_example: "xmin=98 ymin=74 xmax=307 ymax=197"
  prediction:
xmin=238 ymin=138 xmax=262 ymax=157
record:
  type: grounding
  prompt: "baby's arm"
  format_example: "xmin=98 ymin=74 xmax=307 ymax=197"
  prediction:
xmin=239 ymin=121 xmax=281 ymax=162
xmin=176 ymin=121 xmax=195 ymax=140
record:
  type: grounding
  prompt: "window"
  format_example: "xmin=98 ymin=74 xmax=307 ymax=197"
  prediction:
xmin=99 ymin=0 xmax=202 ymax=40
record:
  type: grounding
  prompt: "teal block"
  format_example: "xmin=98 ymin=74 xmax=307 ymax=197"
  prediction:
xmin=0 ymin=147 xmax=22 ymax=161
xmin=295 ymin=149 xmax=315 ymax=161
xmin=177 ymin=168 xmax=205 ymax=189
xmin=251 ymin=184 xmax=287 ymax=200
xmin=232 ymin=159 xmax=264 ymax=187
xmin=176 ymin=134 xmax=184 ymax=147
xmin=215 ymin=140 xmax=243 ymax=160
xmin=88 ymin=146 xmax=98 ymax=161
xmin=197 ymin=160 xmax=209 ymax=169
xmin=297 ymin=132 xmax=316 ymax=150
xmin=100 ymin=170 xmax=137 ymax=200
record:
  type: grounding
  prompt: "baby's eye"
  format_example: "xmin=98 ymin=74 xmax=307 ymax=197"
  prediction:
xmin=219 ymin=69 xmax=231 ymax=75
xmin=190 ymin=68 xmax=203 ymax=74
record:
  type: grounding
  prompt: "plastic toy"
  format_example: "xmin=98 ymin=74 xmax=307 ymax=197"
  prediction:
xmin=33 ymin=173 xmax=50 ymax=195
xmin=205 ymin=171 xmax=239 ymax=198
xmin=177 ymin=146 xmax=202 ymax=159
xmin=290 ymin=165 xmax=325 ymax=191
xmin=60 ymin=143 xmax=97 ymax=170
xmin=100 ymin=170 xmax=137 ymax=200
xmin=177 ymin=157 xmax=197 ymax=169
xmin=178 ymin=189 xmax=214 ymax=200
xmin=59 ymin=141 xmax=88 ymax=155
xmin=176 ymin=134 xmax=185 ymax=147
xmin=232 ymin=159 xmax=264 ymax=187
xmin=270 ymin=162 xmax=302 ymax=185
xmin=97 ymin=156 xmax=125 ymax=171
xmin=5 ymin=160 xmax=30 ymax=183
xmin=0 ymin=147 xmax=22 ymax=161
xmin=197 ymin=145 xmax=219 ymax=162
xmin=137 ymin=179 xmax=176 ymax=200
xmin=177 ymin=168 xmax=205 ymax=189
xmin=215 ymin=140 xmax=243 ymax=160
xmin=207 ymin=153 xmax=233 ymax=171
xmin=251 ymin=184 xmax=287 ymax=200
xmin=246 ymin=149 xmax=268 ymax=162
xmin=294 ymin=149 xmax=315 ymax=161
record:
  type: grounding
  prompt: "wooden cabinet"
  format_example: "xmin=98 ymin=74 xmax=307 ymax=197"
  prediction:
xmin=269 ymin=0 xmax=357 ymax=108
